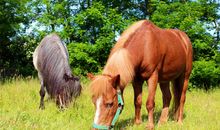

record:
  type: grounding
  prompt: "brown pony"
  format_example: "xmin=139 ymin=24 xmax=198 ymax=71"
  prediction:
xmin=90 ymin=20 xmax=193 ymax=129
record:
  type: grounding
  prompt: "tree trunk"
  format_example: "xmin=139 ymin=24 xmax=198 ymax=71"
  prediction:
xmin=144 ymin=0 xmax=149 ymax=18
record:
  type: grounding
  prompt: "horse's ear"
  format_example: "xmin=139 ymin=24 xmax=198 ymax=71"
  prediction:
xmin=87 ymin=73 xmax=95 ymax=80
xmin=64 ymin=73 xmax=74 ymax=81
xmin=111 ymin=74 xmax=120 ymax=88
xmin=63 ymin=73 xmax=69 ymax=81
xmin=73 ymin=76 xmax=80 ymax=81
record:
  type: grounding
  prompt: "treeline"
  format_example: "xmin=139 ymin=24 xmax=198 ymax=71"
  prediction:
xmin=0 ymin=0 xmax=219 ymax=89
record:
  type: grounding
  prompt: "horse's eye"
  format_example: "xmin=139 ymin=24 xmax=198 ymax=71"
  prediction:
xmin=106 ymin=102 xmax=113 ymax=108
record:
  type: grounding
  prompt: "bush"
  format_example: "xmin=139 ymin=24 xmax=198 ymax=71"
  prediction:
xmin=190 ymin=60 xmax=220 ymax=90
xmin=68 ymin=43 xmax=100 ymax=76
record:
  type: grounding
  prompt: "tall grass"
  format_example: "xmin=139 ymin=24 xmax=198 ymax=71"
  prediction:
xmin=0 ymin=78 xmax=220 ymax=130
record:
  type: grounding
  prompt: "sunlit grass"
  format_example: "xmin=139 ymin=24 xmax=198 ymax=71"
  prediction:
xmin=0 ymin=78 xmax=220 ymax=129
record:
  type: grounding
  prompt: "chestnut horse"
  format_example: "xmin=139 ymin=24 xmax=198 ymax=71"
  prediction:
xmin=90 ymin=20 xmax=192 ymax=129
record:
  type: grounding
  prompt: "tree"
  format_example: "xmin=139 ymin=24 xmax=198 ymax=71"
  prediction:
xmin=0 ymin=0 xmax=31 ymax=78
xmin=68 ymin=2 xmax=132 ymax=75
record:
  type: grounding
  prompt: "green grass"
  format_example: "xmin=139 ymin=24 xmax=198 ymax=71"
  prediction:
xmin=1 ymin=78 xmax=220 ymax=130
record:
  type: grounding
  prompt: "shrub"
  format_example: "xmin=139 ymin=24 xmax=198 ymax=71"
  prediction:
xmin=68 ymin=43 xmax=100 ymax=76
xmin=190 ymin=60 xmax=220 ymax=90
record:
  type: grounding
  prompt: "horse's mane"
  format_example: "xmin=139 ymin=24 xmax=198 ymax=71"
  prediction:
xmin=91 ymin=75 xmax=111 ymax=98
xmin=103 ymin=49 xmax=134 ymax=87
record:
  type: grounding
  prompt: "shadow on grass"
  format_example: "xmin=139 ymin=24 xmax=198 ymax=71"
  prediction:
xmin=115 ymin=110 xmax=161 ymax=129
xmin=115 ymin=110 xmax=186 ymax=129
xmin=169 ymin=110 xmax=186 ymax=122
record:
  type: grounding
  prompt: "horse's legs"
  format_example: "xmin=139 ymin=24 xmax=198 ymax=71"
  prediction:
xmin=39 ymin=79 xmax=45 ymax=109
xmin=146 ymin=71 xmax=158 ymax=130
xmin=158 ymin=82 xmax=171 ymax=125
xmin=132 ymin=79 xmax=144 ymax=125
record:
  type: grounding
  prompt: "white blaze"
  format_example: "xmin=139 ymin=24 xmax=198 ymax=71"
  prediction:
xmin=94 ymin=96 xmax=102 ymax=124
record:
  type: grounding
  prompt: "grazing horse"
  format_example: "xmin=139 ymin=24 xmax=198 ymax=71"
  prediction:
xmin=90 ymin=20 xmax=193 ymax=129
xmin=33 ymin=33 xmax=82 ymax=109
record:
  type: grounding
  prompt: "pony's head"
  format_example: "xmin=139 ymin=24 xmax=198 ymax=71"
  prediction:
xmin=56 ymin=73 xmax=82 ymax=108
xmin=90 ymin=74 xmax=123 ymax=129
xmin=64 ymin=73 xmax=82 ymax=98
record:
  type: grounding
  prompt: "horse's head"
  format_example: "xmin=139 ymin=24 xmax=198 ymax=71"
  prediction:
xmin=90 ymin=74 xmax=123 ymax=129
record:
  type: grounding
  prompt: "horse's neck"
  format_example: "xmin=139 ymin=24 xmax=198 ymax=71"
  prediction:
xmin=103 ymin=49 xmax=135 ymax=87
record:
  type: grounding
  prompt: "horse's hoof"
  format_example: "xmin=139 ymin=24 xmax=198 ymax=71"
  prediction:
xmin=39 ymin=105 xmax=45 ymax=110
xmin=146 ymin=123 xmax=154 ymax=130
xmin=134 ymin=119 xmax=142 ymax=125
xmin=158 ymin=118 xmax=168 ymax=126
xmin=177 ymin=120 xmax=183 ymax=125
xmin=158 ymin=120 xmax=165 ymax=126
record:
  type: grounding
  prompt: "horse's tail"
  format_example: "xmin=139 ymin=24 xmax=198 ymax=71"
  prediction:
xmin=33 ymin=45 xmax=39 ymax=71
xmin=171 ymin=30 xmax=193 ymax=119
xmin=171 ymin=80 xmax=182 ymax=119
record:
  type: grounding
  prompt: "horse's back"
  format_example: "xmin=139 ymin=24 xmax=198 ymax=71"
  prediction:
xmin=118 ymin=20 xmax=192 ymax=81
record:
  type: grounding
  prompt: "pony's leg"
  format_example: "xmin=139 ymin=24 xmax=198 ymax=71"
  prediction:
xmin=56 ymin=88 xmax=65 ymax=109
xmin=177 ymin=78 xmax=189 ymax=124
xmin=158 ymin=82 xmax=171 ymax=125
xmin=58 ymin=95 xmax=64 ymax=109
xmin=132 ymin=79 xmax=144 ymax=125
xmin=146 ymin=71 xmax=158 ymax=130
xmin=39 ymin=79 xmax=45 ymax=109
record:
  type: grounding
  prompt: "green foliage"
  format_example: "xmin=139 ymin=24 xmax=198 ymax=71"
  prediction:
xmin=0 ymin=0 xmax=220 ymax=90
xmin=0 ymin=0 xmax=33 ymax=78
xmin=67 ymin=2 xmax=132 ymax=75
xmin=190 ymin=60 xmax=220 ymax=90
xmin=68 ymin=43 xmax=98 ymax=75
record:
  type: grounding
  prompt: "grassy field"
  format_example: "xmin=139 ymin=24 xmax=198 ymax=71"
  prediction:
xmin=0 ymin=78 xmax=220 ymax=130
